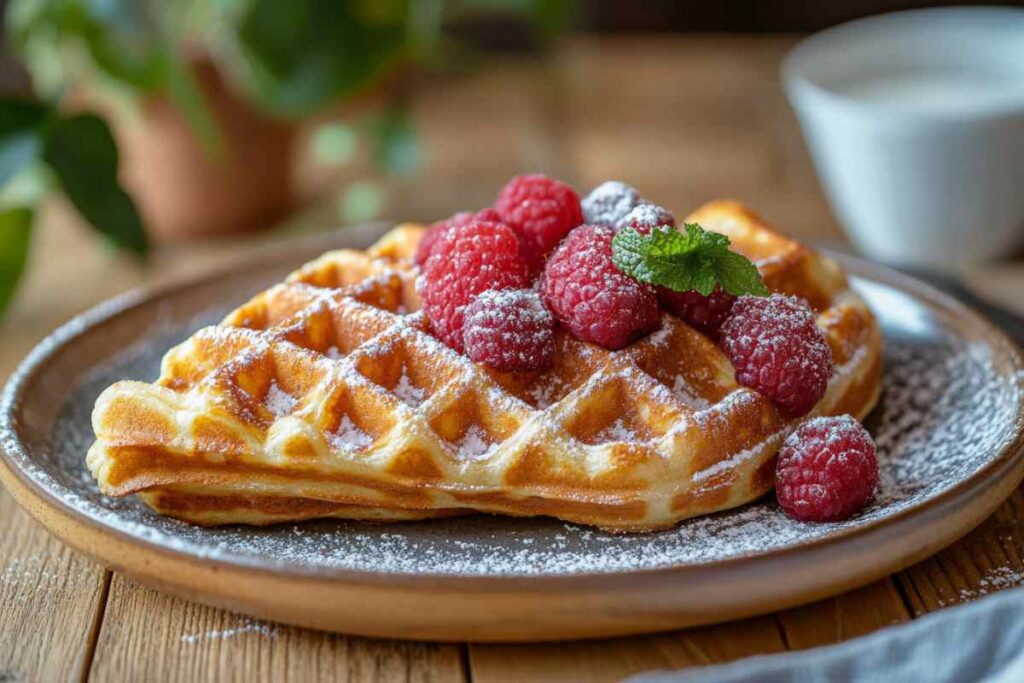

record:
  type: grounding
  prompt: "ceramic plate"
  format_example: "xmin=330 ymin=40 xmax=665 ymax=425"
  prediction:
xmin=2 ymin=224 xmax=1023 ymax=641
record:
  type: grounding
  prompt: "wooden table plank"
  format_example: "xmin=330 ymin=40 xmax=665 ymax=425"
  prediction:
xmin=776 ymin=579 xmax=910 ymax=649
xmin=0 ymin=206 xmax=129 ymax=683
xmin=898 ymin=489 xmax=1024 ymax=615
xmin=469 ymin=616 xmax=786 ymax=683
xmin=0 ymin=492 xmax=110 ymax=683
xmin=88 ymin=576 xmax=466 ymax=683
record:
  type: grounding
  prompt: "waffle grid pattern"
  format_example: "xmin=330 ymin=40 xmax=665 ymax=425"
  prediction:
xmin=88 ymin=202 xmax=883 ymax=531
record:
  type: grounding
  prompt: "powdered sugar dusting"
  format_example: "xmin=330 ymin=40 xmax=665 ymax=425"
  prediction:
xmin=645 ymin=323 xmax=672 ymax=348
xmin=328 ymin=415 xmax=373 ymax=451
xmin=581 ymin=180 xmax=640 ymax=227
xmin=527 ymin=376 xmax=570 ymax=409
xmin=3 ymin=276 xmax=1023 ymax=579
xmin=595 ymin=418 xmax=639 ymax=443
xmin=181 ymin=618 xmax=278 ymax=644
xmin=693 ymin=433 xmax=780 ymax=483
xmin=264 ymin=381 xmax=298 ymax=417
xmin=455 ymin=425 xmax=496 ymax=460
xmin=393 ymin=370 xmax=426 ymax=406
xmin=958 ymin=566 xmax=1024 ymax=600
xmin=616 ymin=203 xmax=675 ymax=230
xmin=671 ymin=374 xmax=711 ymax=409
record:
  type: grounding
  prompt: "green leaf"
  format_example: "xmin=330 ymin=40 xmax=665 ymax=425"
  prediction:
xmin=530 ymin=0 xmax=573 ymax=37
xmin=0 ymin=97 xmax=51 ymax=189
xmin=236 ymin=0 xmax=407 ymax=117
xmin=43 ymin=113 xmax=149 ymax=254
xmin=0 ymin=97 xmax=50 ymax=137
xmin=81 ymin=0 xmax=164 ymax=90
xmin=643 ymin=223 xmax=703 ymax=275
xmin=0 ymin=206 xmax=33 ymax=316
xmin=714 ymin=249 xmax=770 ymax=297
xmin=611 ymin=223 xmax=768 ymax=297
xmin=610 ymin=228 xmax=650 ymax=280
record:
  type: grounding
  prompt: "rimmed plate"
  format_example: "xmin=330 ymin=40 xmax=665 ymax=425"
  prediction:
xmin=2 ymin=225 xmax=1023 ymax=642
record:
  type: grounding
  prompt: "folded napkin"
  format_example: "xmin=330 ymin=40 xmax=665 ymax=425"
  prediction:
xmin=629 ymin=587 xmax=1024 ymax=683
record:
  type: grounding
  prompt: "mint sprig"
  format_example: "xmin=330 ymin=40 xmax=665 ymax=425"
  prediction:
xmin=612 ymin=223 xmax=769 ymax=297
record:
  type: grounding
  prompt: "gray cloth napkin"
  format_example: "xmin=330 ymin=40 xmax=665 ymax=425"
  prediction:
xmin=627 ymin=587 xmax=1024 ymax=683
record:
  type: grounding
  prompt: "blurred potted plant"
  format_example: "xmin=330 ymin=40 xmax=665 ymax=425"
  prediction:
xmin=4 ymin=0 xmax=420 ymax=240
xmin=0 ymin=0 xmax=569 ymax=314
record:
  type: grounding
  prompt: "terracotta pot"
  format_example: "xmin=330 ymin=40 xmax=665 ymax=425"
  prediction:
xmin=113 ymin=59 xmax=296 ymax=241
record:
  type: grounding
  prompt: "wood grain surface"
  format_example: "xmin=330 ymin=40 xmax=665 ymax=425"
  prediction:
xmin=2 ymin=35 xmax=1023 ymax=682
xmin=89 ymin=577 xmax=465 ymax=683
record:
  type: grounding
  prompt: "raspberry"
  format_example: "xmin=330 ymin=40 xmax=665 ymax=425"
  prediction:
xmin=421 ymin=221 xmax=530 ymax=352
xmin=719 ymin=294 xmax=833 ymax=417
xmin=776 ymin=415 xmax=878 ymax=522
xmin=581 ymin=180 xmax=640 ymax=227
xmin=473 ymin=207 xmax=503 ymax=222
xmin=540 ymin=224 xmax=659 ymax=349
xmin=463 ymin=289 xmax=555 ymax=372
xmin=415 ymin=208 xmax=503 ymax=266
xmin=619 ymin=203 xmax=676 ymax=233
xmin=495 ymin=174 xmax=583 ymax=273
xmin=660 ymin=287 xmax=736 ymax=339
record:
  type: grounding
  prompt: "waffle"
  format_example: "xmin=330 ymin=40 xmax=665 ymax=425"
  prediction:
xmin=87 ymin=201 xmax=883 ymax=532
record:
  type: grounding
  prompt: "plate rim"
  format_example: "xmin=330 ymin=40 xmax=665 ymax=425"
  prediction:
xmin=2 ymin=229 xmax=1024 ymax=592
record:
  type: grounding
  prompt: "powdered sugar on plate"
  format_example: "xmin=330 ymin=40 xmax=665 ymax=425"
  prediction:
xmin=2 ymin=276 xmax=1022 ymax=578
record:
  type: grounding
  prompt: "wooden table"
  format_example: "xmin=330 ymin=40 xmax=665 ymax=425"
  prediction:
xmin=3 ymin=36 xmax=1024 ymax=682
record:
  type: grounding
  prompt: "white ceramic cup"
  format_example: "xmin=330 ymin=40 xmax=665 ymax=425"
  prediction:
xmin=783 ymin=7 xmax=1024 ymax=267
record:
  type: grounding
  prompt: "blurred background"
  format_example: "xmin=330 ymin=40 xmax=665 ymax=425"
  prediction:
xmin=1 ymin=0 xmax=1023 ymax=366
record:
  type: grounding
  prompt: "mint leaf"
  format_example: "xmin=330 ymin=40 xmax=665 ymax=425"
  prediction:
xmin=715 ymin=249 xmax=770 ymax=296
xmin=610 ymin=227 xmax=653 ymax=281
xmin=649 ymin=222 xmax=702 ymax=257
xmin=611 ymin=223 xmax=767 ymax=297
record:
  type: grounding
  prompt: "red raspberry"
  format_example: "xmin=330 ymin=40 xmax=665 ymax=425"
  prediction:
xmin=620 ymin=203 xmax=676 ymax=233
xmin=776 ymin=415 xmax=878 ymax=522
xmin=660 ymin=287 xmax=736 ymax=339
xmin=421 ymin=221 xmax=530 ymax=352
xmin=415 ymin=208 xmax=502 ymax=266
xmin=719 ymin=294 xmax=833 ymax=417
xmin=540 ymin=224 xmax=659 ymax=349
xmin=581 ymin=180 xmax=640 ymax=227
xmin=463 ymin=289 xmax=555 ymax=371
xmin=495 ymin=174 xmax=583 ymax=273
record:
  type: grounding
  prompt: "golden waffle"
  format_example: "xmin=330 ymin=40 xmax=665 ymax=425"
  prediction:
xmin=87 ymin=201 xmax=883 ymax=532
